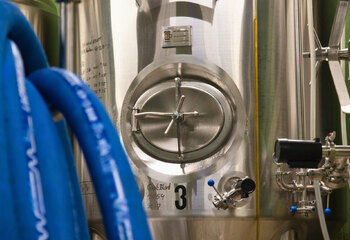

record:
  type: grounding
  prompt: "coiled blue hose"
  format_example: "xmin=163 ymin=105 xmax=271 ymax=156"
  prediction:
xmin=0 ymin=1 xmax=151 ymax=239
xmin=4 ymin=38 xmax=46 ymax=240
xmin=26 ymin=78 xmax=90 ymax=240
xmin=29 ymin=68 xmax=152 ymax=240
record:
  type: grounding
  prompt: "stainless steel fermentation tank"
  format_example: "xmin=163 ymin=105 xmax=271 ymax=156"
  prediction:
xmin=61 ymin=0 xmax=348 ymax=239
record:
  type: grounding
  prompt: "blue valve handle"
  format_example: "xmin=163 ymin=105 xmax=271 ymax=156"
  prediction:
xmin=290 ymin=206 xmax=297 ymax=214
xmin=207 ymin=179 xmax=227 ymax=203
xmin=324 ymin=208 xmax=332 ymax=215
xmin=208 ymin=179 xmax=215 ymax=187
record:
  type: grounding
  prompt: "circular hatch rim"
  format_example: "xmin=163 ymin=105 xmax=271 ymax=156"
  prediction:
xmin=120 ymin=55 xmax=246 ymax=182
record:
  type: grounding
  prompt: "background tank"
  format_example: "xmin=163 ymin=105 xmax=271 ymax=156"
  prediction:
xmin=258 ymin=0 xmax=349 ymax=239
xmin=11 ymin=0 xmax=59 ymax=66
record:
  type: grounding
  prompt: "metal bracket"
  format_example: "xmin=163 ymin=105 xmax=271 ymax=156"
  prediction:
xmin=303 ymin=0 xmax=350 ymax=113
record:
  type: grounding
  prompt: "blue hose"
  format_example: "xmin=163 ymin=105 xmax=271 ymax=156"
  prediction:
xmin=26 ymin=79 xmax=90 ymax=240
xmin=7 ymin=36 xmax=90 ymax=240
xmin=54 ymin=118 xmax=91 ymax=240
xmin=3 ymin=40 xmax=45 ymax=240
xmin=28 ymin=68 xmax=152 ymax=240
xmin=0 ymin=1 xmax=151 ymax=239
xmin=0 ymin=38 xmax=19 ymax=240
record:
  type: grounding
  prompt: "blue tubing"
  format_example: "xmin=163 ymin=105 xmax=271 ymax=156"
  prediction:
xmin=26 ymin=80 xmax=90 ymax=240
xmin=55 ymin=118 xmax=90 ymax=240
xmin=3 ymin=40 xmax=44 ymax=240
xmin=29 ymin=68 xmax=152 ymax=240
xmin=0 ymin=2 xmax=150 ymax=239
xmin=0 ymin=40 xmax=18 ymax=240
xmin=4 ymin=37 xmax=89 ymax=240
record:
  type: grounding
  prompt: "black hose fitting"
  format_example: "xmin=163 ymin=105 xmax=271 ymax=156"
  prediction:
xmin=274 ymin=138 xmax=322 ymax=168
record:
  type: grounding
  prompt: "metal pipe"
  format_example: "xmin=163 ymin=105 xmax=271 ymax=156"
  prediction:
xmin=307 ymin=0 xmax=317 ymax=139
xmin=322 ymin=145 xmax=350 ymax=157
xmin=276 ymin=170 xmax=332 ymax=193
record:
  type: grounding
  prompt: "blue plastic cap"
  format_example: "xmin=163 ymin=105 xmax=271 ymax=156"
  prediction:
xmin=208 ymin=179 xmax=215 ymax=187
xmin=223 ymin=199 xmax=227 ymax=203
xmin=290 ymin=206 xmax=297 ymax=214
xmin=312 ymin=207 xmax=316 ymax=212
xmin=324 ymin=208 xmax=331 ymax=216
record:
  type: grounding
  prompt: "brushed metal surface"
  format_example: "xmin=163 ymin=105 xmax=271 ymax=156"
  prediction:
xmin=134 ymin=81 xmax=231 ymax=160
xmin=148 ymin=217 xmax=257 ymax=240
xmin=64 ymin=0 xmax=347 ymax=239
xmin=69 ymin=0 xmax=256 ymax=238
xmin=328 ymin=0 xmax=349 ymax=47
xmin=74 ymin=1 xmax=116 ymax=118
xmin=329 ymin=61 xmax=350 ymax=113
xmin=258 ymin=0 xmax=308 ymax=220
xmin=114 ymin=0 xmax=256 ymax=238
xmin=136 ymin=83 xmax=225 ymax=153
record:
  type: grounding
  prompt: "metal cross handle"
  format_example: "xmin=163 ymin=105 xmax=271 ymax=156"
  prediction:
xmin=164 ymin=95 xmax=185 ymax=135
xmin=134 ymin=110 xmax=199 ymax=118
xmin=134 ymin=94 xmax=199 ymax=135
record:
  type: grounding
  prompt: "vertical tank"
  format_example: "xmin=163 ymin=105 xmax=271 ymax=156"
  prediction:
xmin=258 ymin=0 xmax=347 ymax=239
xmin=114 ymin=1 xmax=257 ymax=239
xmin=61 ymin=0 xmax=348 ymax=239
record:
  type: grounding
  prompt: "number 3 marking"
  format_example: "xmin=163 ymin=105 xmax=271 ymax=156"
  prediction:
xmin=175 ymin=185 xmax=187 ymax=210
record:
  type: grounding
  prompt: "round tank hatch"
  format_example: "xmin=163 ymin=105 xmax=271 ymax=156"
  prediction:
xmin=132 ymin=80 xmax=233 ymax=163
xmin=120 ymin=55 xmax=246 ymax=181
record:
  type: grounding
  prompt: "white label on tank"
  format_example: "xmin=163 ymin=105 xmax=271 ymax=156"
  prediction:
xmin=162 ymin=25 xmax=192 ymax=48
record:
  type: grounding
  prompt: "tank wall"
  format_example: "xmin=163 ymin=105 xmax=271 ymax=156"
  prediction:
xmin=112 ymin=1 xmax=257 ymax=239
xmin=112 ymin=0 xmax=256 ymax=210
xmin=258 ymin=0 xmax=347 ymax=239
xmin=61 ymin=0 xmax=350 ymax=239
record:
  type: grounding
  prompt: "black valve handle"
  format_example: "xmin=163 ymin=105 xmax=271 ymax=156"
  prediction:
xmin=235 ymin=178 xmax=256 ymax=195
